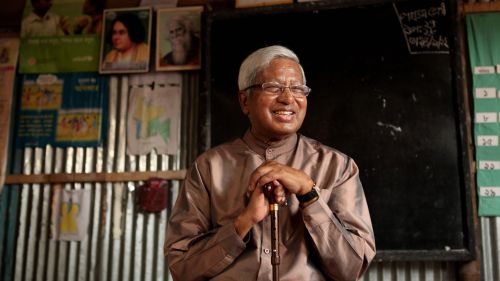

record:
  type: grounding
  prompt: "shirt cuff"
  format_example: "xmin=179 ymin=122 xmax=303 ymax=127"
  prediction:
xmin=218 ymin=222 xmax=247 ymax=258
xmin=300 ymin=187 xmax=334 ymax=227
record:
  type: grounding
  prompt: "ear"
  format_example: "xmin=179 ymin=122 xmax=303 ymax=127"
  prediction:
xmin=238 ymin=90 xmax=250 ymax=115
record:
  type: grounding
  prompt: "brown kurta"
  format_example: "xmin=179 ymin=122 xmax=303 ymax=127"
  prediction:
xmin=165 ymin=131 xmax=376 ymax=281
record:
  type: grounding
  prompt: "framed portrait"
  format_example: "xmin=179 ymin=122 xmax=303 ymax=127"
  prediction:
xmin=156 ymin=6 xmax=203 ymax=72
xmin=99 ymin=7 xmax=152 ymax=74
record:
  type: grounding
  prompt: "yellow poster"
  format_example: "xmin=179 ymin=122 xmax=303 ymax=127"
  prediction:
xmin=54 ymin=188 xmax=90 ymax=241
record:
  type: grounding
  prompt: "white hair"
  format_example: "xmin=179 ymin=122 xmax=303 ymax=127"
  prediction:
xmin=238 ymin=45 xmax=306 ymax=91
xmin=166 ymin=15 xmax=194 ymax=37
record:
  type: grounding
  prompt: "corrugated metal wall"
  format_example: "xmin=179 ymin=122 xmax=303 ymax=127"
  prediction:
xmin=0 ymin=74 xmax=198 ymax=281
xmin=0 ymin=74 xmax=499 ymax=281
xmin=481 ymin=217 xmax=500 ymax=281
xmin=362 ymin=261 xmax=456 ymax=280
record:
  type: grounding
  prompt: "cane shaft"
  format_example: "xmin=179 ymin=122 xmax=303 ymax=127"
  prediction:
xmin=270 ymin=203 xmax=280 ymax=281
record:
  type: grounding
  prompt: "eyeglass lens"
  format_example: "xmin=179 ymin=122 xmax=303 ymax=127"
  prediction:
xmin=262 ymin=83 xmax=310 ymax=96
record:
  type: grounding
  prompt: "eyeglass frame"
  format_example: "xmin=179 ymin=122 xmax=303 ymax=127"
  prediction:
xmin=243 ymin=82 xmax=311 ymax=98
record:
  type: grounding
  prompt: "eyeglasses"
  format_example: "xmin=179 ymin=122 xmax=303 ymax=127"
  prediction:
xmin=244 ymin=82 xmax=311 ymax=98
xmin=168 ymin=26 xmax=186 ymax=39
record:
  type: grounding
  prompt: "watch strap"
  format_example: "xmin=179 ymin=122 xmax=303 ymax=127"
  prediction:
xmin=296 ymin=183 xmax=318 ymax=203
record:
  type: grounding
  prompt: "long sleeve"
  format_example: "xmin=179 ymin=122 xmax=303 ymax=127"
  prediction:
xmin=301 ymin=158 xmax=376 ymax=281
xmin=164 ymin=162 xmax=247 ymax=281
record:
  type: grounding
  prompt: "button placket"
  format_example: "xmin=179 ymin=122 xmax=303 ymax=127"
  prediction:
xmin=257 ymin=218 xmax=272 ymax=280
xmin=265 ymin=148 xmax=273 ymax=160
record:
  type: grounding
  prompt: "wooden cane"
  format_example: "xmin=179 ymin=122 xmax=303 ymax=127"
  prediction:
xmin=264 ymin=184 xmax=280 ymax=281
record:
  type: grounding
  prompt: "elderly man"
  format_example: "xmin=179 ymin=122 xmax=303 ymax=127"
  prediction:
xmin=161 ymin=15 xmax=200 ymax=66
xmin=21 ymin=0 xmax=69 ymax=37
xmin=165 ymin=45 xmax=376 ymax=281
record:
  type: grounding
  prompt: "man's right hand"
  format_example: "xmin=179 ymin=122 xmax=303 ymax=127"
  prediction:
xmin=60 ymin=16 xmax=70 ymax=35
xmin=234 ymin=185 xmax=269 ymax=239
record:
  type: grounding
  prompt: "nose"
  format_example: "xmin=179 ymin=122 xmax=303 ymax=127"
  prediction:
xmin=277 ymin=87 xmax=294 ymax=103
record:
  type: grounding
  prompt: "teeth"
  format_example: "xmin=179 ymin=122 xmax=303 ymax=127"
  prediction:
xmin=274 ymin=111 xmax=293 ymax=115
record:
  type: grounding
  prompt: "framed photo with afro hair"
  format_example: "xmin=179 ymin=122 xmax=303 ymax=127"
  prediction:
xmin=156 ymin=6 xmax=203 ymax=72
xmin=99 ymin=7 xmax=152 ymax=74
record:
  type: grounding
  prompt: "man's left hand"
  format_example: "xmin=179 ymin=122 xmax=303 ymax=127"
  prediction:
xmin=248 ymin=160 xmax=315 ymax=202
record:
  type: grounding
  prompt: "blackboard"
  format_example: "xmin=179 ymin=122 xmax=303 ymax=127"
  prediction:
xmin=204 ymin=0 xmax=474 ymax=261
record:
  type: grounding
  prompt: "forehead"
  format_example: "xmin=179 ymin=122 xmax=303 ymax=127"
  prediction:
xmin=169 ymin=22 xmax=180 ymax=28
xmin=168 ymin=20 xmax=185 ymax=30
xmin=256 ymin=58 xmax=303 ymax=82
xmin=113 ymin=21 xmax=127 ymax=30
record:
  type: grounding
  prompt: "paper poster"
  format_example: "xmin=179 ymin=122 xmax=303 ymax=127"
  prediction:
xmin=0 ymin=38 xmax=20 ymax=70
xmin=53 ymin=188 xmax=91 ymax=241
xmin=466 ymin=13 xmax=500 ymax=216
xmin=16 ymin=73 xmax=108 ymax=147
xmin=127 ymin=73 xmax=181 ymax=155
xmin=19 ymin=0 xmax=104 ymax=73
xmin=0 ymin=37 xmax=19 ymax=194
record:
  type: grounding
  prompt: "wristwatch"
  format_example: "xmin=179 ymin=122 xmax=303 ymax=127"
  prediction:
xmin=296 ymin=184 xmax=319 ymax=203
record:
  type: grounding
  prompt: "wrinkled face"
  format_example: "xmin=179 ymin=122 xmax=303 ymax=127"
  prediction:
xmin=239 ymin=58 xmax=307 ymax=141
xmin=111 ymin=21 xmax=132 ymax=51
xmin=166 ymin=21 xmax=190 ymax=50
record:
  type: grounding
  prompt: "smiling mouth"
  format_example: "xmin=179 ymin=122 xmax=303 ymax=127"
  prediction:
xmin=273 ymin=110 xmax=295 ymax=122
xmin=273 ymin=110 xmax=294 ymax=116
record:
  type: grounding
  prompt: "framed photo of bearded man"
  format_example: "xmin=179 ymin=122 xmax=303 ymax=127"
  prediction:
xmin=99 ymin=7 xmax=152 ymax=74
xmin=156 ymin=6 xmax=203 ymax=71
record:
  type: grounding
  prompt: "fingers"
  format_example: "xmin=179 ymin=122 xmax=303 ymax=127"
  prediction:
xmin=247 ymin=160 xmax=311 ymax=204
xmin=248 ymin=178 xmax=287 ymax=205
xmin=60 ymin=16 xmax=70 ymax=34
xmin=248 ymin=160 xmax=280 ymax=192
xmin=245 ymin=183 xmax=269 ymax=223
xmin=272 ymin=181 xmax=287 ymax=205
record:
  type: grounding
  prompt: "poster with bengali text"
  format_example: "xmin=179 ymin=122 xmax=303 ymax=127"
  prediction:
xmin=19 ymin=0 xmax=104 ymax=73
xmin=16 ymin=73 xmax=108 ymax=147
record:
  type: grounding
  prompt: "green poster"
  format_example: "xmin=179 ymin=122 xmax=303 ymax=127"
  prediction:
xmin=466 ymin=13 xmax=500 ymax=216
xmin=19 ymin=0 xmax=104 ymax=73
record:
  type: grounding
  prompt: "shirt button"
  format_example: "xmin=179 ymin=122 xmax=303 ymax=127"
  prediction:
xmin=263 ymin=248 xmax=270 ymax=254
xmin=266 ymin=148 xmax=273 ymax=154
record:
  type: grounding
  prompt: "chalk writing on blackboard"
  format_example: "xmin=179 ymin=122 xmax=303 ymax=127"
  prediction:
xmin=393 ymin=1 xmax=449 ymax=54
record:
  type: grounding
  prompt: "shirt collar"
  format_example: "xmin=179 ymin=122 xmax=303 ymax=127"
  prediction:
xmin=242 ymin=129 xmax=298 ymax=158
xmin=26 ymin=12 xmax=52 ymax=22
